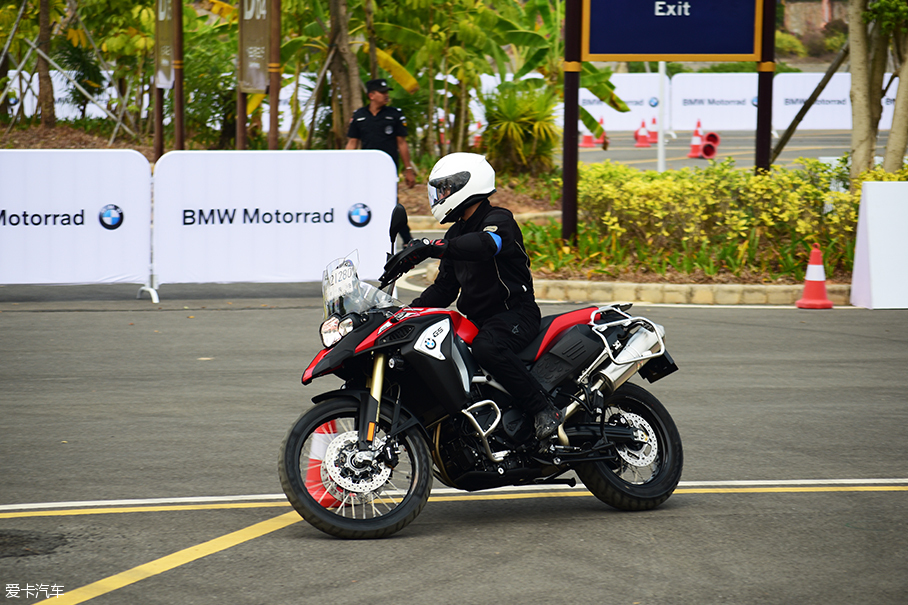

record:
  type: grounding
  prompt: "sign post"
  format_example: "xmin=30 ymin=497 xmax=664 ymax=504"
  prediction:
xmin=154 ymin=0 xmax=174 ymax=161
xmin=153 ymin=0 xmax=183 ymax=159
xmin=562 ymin=1 xmax=770 ymax=239
xmin=238 ymin=0 xmax=270 ymax=150
xmin=755 ymin=0 xmax=777 ymax=172
xmin=562 ymin=0 xmax=581 ymax=242
xmin=268 ymin=0 xmax=281 ymax=150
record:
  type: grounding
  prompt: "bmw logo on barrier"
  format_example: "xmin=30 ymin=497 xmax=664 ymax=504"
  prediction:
xmin=752 ymin=97 xmax=759 ymax=107
xmin=98 ymin=204 xmax=124 ymax=230
xmin=649 ymin=97 xmax=659 ymax=107
xmin=348 ymin=203 xmax=372 ymax=228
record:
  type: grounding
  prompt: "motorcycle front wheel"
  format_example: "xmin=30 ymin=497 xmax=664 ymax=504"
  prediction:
xmin=574 ymin=382 xmax=683 ymax=511
xmin=278 ymin=397 xmax=432 ymax=539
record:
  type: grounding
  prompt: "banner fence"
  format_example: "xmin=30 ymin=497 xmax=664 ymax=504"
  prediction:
xmin=0 ymin=150 xmax=399 ymax=300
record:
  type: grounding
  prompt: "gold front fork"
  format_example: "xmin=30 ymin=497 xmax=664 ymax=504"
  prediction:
xmin=364 ymin=352 xmax=387 ymax=443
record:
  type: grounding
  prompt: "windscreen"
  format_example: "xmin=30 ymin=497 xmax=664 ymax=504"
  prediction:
xmin=322 ymin=253 xmax=398 ymax=317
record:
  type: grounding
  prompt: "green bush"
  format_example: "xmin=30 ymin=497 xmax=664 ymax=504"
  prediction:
xmin=522 ymin=159 xmax=908 ymax=282
xmin=478 ymin=82 xmax=560 ymax=174
xmin=824 ymin=32 xmax=848 ymax=53
xmin=627 ymin=62 xmax=691 ymax=77
xmin=775 ymin=31 xmax=808 ymax=58
xmin=697 ymin=61 xmax=801 ymax=74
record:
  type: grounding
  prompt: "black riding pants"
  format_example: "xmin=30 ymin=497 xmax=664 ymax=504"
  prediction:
xmin=470 ymin=301 xmax=549 ymax=414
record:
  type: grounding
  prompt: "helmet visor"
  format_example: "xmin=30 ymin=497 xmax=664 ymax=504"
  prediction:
xmin=428 ymin=171 xmax=471 ymax=209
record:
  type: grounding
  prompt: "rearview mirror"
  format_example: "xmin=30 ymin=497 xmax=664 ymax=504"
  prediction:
xmin=390 ymin=203 xmax=409 ymax=246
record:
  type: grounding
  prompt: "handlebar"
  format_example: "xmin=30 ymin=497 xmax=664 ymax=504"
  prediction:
xmin=379 ymin=239 xmax=433 ymax=288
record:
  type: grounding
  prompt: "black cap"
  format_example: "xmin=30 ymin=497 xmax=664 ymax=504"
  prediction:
xmin=366 ymin=78 xmax=392 ymax=93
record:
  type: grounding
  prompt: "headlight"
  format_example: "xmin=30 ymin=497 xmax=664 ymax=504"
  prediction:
xmin=320 ymin=316 xmax=355 ymax=348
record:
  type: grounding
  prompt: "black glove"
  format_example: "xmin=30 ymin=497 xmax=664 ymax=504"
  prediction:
xmin=400 ymin=238 xmax=432 ymax=267
xmin=381 ymin=240 xmax=427 ymax=285
xmin=400 ymin=237 xmax=447 ymax=264
xmin=425 ymin=239 xmax=448 ymax=258
xmin=380 ymin=239 xmax=448 ymax=287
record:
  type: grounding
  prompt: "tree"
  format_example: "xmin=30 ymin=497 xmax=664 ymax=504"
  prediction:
xmin=78 ymin=0 xmax=156 ymax=136
xmin=849 ymin=0 xmax=908 ymax=181
xmin=36 ymin=0 xmax=56 ymax=127
xmin=328 ymin=0 xmax=361 ymax=148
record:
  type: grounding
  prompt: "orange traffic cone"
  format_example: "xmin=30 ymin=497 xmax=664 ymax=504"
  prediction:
xmin=648 ymin=117 xmax=658 ymax=144
xmin=635 ymin=120 xmax=651 ymax=148
xmin=305 ymin=420 xmax=344 ymax=507
xmin=687 ymin=120 xmax=703 ymax=158
xmin=796 ymin=244 xmax=834 ymax=309
xmin=580 ymin=133 xmax=595 ymax=148
xmin=594 ymin=117 xmax=606 ymax=145
xmin=472 ymin=122 xmax=483 ymax=149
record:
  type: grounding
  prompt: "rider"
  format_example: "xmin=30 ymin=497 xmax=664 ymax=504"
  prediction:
xmin=396 ymin=152 xmax=563 ymax=440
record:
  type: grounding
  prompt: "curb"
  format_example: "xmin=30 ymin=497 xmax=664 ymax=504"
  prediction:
xmin=534 ymin=280 xmax=851 ymax=306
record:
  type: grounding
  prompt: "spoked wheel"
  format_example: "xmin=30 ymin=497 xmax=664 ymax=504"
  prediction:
xmin=574 ymin=382 xmax=683 ymax=511
xmin=278 ymin=397 xmax=432 ymax=539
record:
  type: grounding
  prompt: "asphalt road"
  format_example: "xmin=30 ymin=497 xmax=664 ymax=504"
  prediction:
xmin=574 ymin=129 xmax=891 ymax=171
xmin=1 ymin=291 xmax=907 ymax=604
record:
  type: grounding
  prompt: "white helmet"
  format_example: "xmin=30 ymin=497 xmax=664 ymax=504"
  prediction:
xmin=427 ymin=152 xmax=496 ymax=224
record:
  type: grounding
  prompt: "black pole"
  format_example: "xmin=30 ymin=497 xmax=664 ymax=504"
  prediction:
xmin=236 ymin=9 xmax=246 ymax=150
xmin=154 ymin=86 xmax=164 ymax=161
xmin=237 ymin=90 xmax=247 ymax=150
xmin=173 ymin=0 xmax=184 ymax=150
xmin=754 ymin=0 xmax=776 ymax=172
xmin=561 ymin=0 xmax=581 ymax=243
xmin=268 ymin=0 xmax=281 ymax=150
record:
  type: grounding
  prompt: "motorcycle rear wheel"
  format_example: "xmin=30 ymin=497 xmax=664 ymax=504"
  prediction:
xmin=574 ymin=382 xmax=683 ymax=511
xmin=278 ymin=397 xmax=432 ymax=539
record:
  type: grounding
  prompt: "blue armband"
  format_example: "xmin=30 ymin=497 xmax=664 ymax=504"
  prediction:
xmin=489 ymin=232 xmax=502 ymax=255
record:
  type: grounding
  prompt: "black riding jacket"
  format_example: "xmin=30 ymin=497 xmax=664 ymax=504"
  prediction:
xmin=412 ymin=200 xmax=535 ymax=326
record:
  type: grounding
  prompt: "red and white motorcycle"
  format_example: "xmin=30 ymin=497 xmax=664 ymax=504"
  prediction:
xmin=279 ymin=207 xmax=682 ymax=538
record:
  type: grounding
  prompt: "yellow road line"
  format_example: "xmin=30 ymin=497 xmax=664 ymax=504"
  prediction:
xmin=7 ymin=485 xmax=908 ymax=520
xmin=428 ymin=485 xmax=908 ymax=502
xmin=0 ymin=501 xmax=290 ymax=519
xmin=37 ymin=512 xmax=300 ymax=605
xmin=678 ymin=486 xmax=908 ymax=494
xmin=26 ymin=486 xmax=908 ymax=603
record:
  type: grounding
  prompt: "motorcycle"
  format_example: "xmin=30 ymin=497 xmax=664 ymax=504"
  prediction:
xmin=279 ymin=206 xmax=683 ymax=539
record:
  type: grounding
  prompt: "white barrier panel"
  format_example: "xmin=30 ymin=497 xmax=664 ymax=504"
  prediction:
xmin=879 ymin=74 xmax=901 ymax=131
xmin=152 ymin=150 xmax=397 ymax=284
xmin=3 ymin=71 xmax=37 ymax=116
xmin=850 ymin=182 xmax=908 ymax=309
xmin=0 ymin=150 xmax=151 ymax=285
xmin=580 ymin=74 xmax=671 ymax=132
xmin=262 ymin=75 xmax=317 ymax=133
xmin=773 ymin=73 xmax=852 ymax=130
xmin=671 ymin=73 xmax=758 ymax=132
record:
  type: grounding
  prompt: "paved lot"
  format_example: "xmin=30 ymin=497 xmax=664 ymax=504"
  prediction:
xmin=1 ymin=290 xmax=907 ymax=604
xmin=575 ymin=129 xmax=890 ymax=171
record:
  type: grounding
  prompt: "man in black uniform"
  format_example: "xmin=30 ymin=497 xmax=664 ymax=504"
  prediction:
xmin=396 ymin=152 xmax=563 ymax=440
xmin=346 ymin=78 xmax=415 ymax=241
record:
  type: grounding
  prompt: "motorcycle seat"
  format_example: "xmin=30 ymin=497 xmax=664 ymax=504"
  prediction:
xmin=518 ymin=306 xmax=598 ymax=362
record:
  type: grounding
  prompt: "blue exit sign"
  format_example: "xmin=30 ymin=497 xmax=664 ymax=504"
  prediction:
xmin=582 ymin=0 xmax=765 ymax=61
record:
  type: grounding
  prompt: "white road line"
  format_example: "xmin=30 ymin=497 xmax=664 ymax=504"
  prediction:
xmin=2 ymin=478 xmax=906 ymax=512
